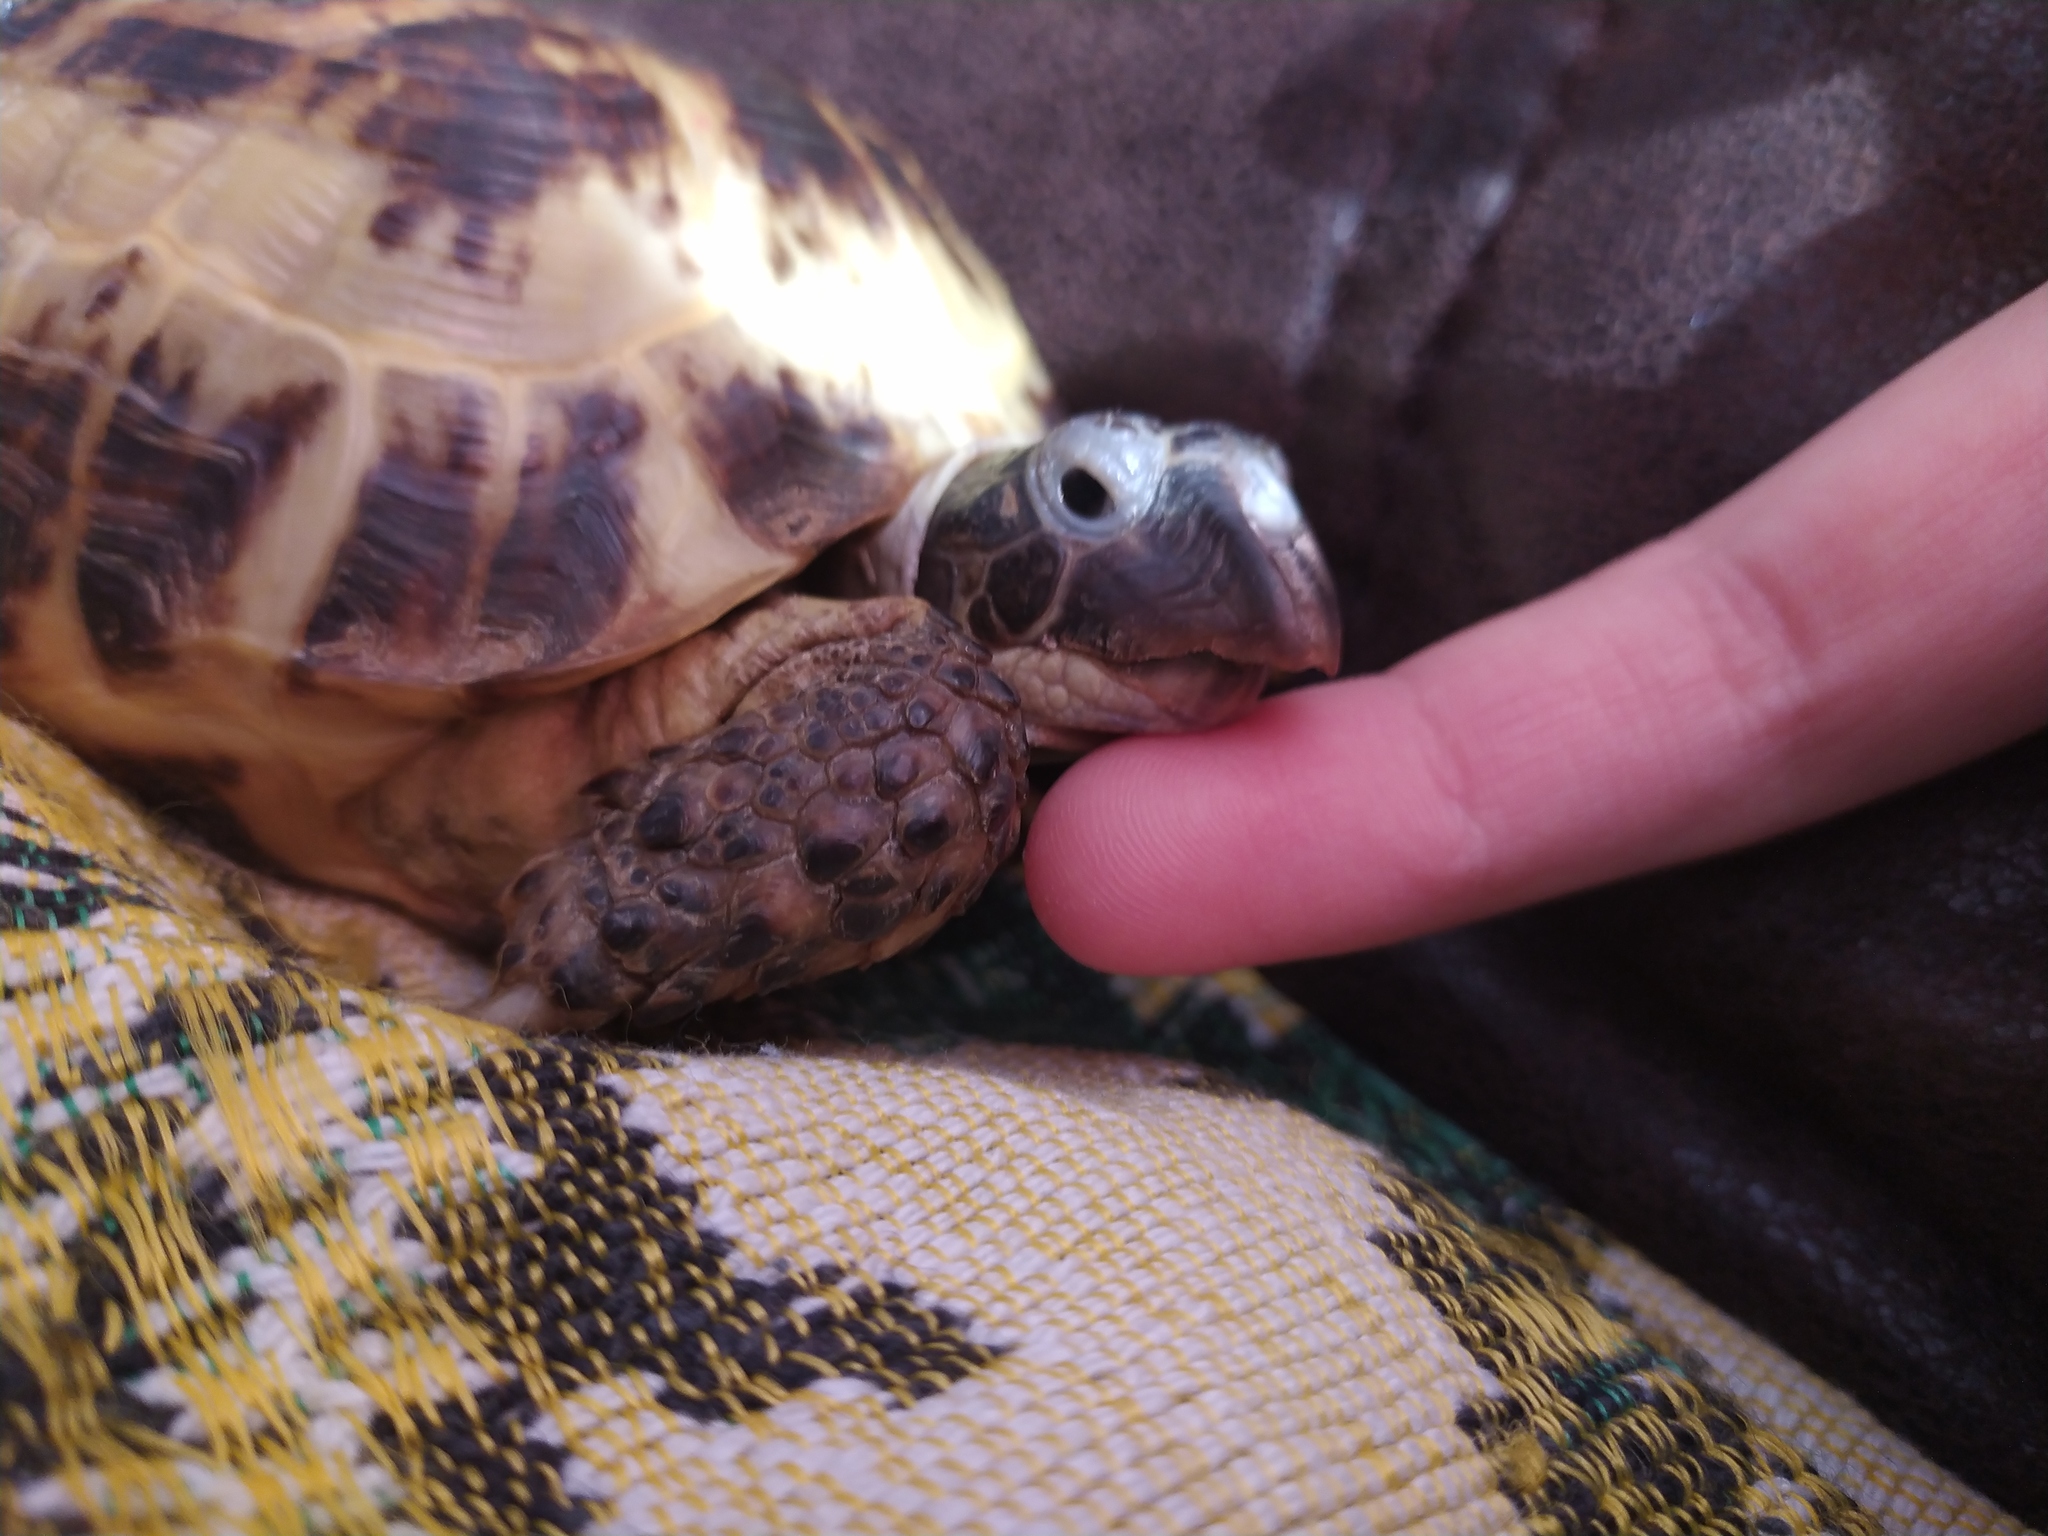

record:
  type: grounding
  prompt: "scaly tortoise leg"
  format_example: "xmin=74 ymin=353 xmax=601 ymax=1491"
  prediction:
xmin=493 ymin=606 xmax=1026 ymax=1028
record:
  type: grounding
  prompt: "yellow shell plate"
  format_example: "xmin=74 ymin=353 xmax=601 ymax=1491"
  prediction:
xmin=0 ymin=0 xmax=1048 ymax=771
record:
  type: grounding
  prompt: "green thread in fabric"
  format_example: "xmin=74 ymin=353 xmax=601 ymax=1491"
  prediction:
xmin=689 ymin=871 xmax=1547 ymax=1230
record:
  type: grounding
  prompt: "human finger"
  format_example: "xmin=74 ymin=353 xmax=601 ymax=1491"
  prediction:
xmin=1026 ymin=284 xmax=2048 ymax=974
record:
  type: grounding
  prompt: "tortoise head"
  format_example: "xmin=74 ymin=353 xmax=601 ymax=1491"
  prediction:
xmin=847 ymin=412 xmax=1342 ymax=752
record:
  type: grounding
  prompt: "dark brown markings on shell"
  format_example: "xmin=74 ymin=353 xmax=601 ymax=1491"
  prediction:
xmin=0 ymin=0 xmax=83 ymax=50
xmin=122 ymin=332 xmax=186 ymax=401
xmin=690 ymin=368 xmax=896 ymax=552
xmin=722 ymin=65 xmax=883 ymax=228
xmin=311 ymin=13 xmax=669 ymax=272
xmin=24 ymin=303 xmax=61 ymax=349
xmin=80 ymin=272 xmax=124 ymax=322
xmin=0 ymin=347 xmax=91 ymax=652
xmin=856 ymin=128 xmax=989 ymax=295
xmin=367 ymin=195 xmax=426 ymax=252
xmin=77 ymin=343 xmax=333 ymax=672
xmin=452 ymin=209 xmax=494 ymax=274
xmin=76 ymin=248 xmax=145 ymax=325
xmin=857 ymin=129 xmax=915 ymax=204
xmin=303 ymin=378 xmax=489 ymax=653
xmin=477 ymin=388 xmax=642 ymax=665
xmin=56 ymin=14 xmax=288 ymax=115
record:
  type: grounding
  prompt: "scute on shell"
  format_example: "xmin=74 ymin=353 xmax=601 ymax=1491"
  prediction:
xmin=0 ymin=0 xmax=1048 ymax=710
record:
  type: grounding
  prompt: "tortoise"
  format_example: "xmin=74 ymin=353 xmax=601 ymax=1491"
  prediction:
xmin=0 ymin=0 xmax=1340 ymax=1030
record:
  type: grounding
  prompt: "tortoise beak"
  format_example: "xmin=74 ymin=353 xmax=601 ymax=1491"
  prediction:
xmin=1049 ymin=429 xmax=1343 ymax=679
xmin=1203 ymin=441 xmax=1343 ymax=677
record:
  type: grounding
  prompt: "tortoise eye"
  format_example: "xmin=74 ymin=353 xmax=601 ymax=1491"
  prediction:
xmin=1058 ymin=468 xmax=1111 ymax=519
xmin=1028 ymin=412 xmax=1166 ymax=535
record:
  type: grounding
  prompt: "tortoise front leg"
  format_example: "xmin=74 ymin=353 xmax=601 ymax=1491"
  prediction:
xmin=490 ymin=604 xmax=1026 ymax=1030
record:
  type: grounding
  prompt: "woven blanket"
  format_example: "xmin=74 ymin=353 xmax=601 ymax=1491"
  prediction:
xmin=0 ymin=713 xmax=2026 ymax=1535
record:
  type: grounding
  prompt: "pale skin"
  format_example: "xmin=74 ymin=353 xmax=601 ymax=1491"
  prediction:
xmin=1026 ymin=285 xmax=2048 ymax=976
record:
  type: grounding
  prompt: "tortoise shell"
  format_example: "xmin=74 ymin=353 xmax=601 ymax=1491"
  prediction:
xmin=0 ymin=0 xmax=1049 ymax=717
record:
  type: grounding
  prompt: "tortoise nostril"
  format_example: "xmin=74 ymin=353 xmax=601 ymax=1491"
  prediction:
xmin=1059 ymin=468 xmax=1111 ymax=519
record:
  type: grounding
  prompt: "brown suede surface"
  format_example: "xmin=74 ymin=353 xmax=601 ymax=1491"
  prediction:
xmin=605 ymin=2 xmax=2048 ymax=1514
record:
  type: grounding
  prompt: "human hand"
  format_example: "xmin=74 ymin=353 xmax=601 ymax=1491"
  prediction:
xmin=1026 ymin=284 xmax=2048 ymax=975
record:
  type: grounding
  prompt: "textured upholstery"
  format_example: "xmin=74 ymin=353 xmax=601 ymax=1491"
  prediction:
xmin=0 ymin=710 xmax=2023 ymax=1532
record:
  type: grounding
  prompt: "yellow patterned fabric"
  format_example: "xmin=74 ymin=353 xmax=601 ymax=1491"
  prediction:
xmin=1583 ymin=1245 xmax=2028 ymax=1536
xmin=0 ymin=713 xmax=2028 ymax=1535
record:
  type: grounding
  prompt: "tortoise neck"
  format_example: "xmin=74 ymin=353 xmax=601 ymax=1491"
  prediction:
xmin=840 ymin=438 xmax=1031 ymax=598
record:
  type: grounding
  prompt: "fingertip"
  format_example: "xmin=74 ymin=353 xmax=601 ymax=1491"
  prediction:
xmin=1023 ymin=677 xmax=1501 ymax=976
xmin=1022 ymin=738 xmax=1172 ymax=972
xmin=1024 ymin=702 xmax=1323 ymax=975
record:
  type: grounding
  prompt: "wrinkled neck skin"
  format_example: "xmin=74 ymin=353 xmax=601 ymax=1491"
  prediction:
xmin=840 ymin=413 xmax=1342 ymax=754
xmin=838 ymin=439 xmax=1030 ymax=604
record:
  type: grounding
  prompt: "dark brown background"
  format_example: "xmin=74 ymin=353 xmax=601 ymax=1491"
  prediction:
xmin=601 ymin=2 xmax=2048 ymax=1514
